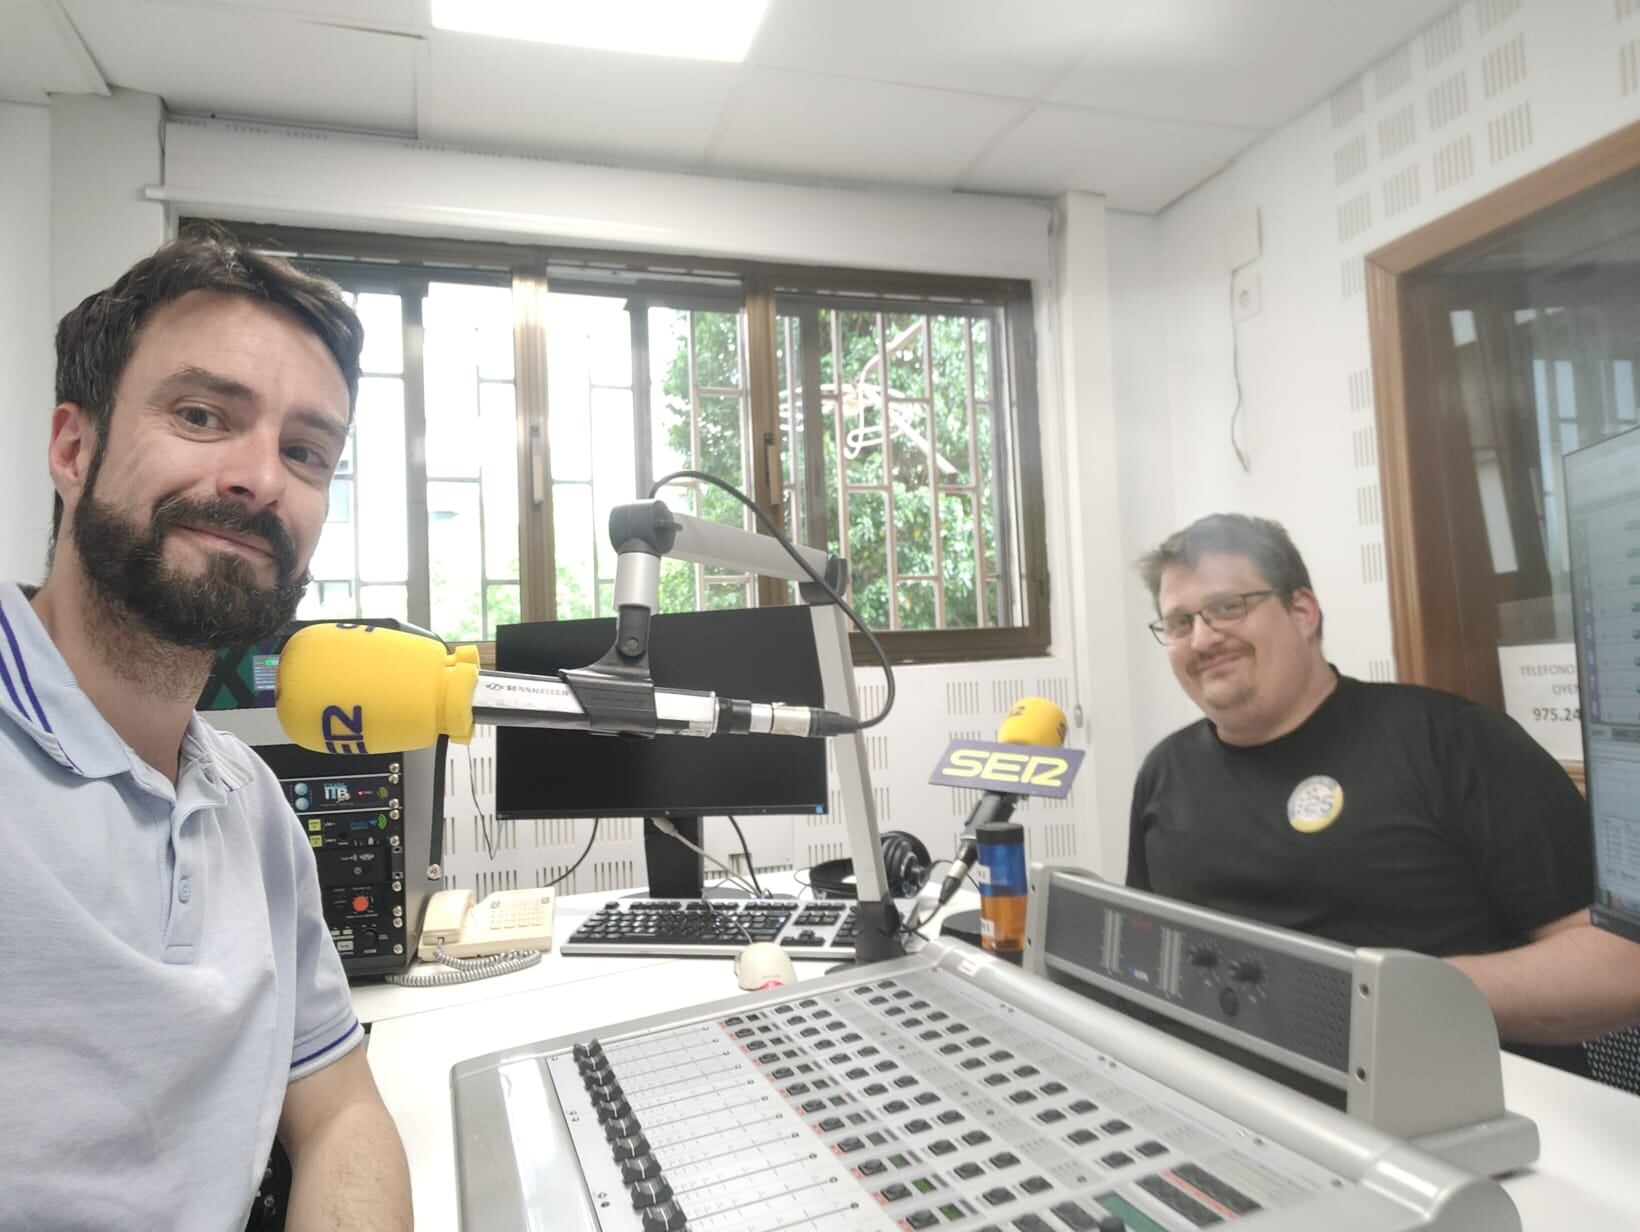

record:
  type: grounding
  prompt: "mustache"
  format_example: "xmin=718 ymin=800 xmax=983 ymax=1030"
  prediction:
xmin=1188 ymin=647 xmax=1247 ymax=675
xmin=153 ymin=493 xmax=299 ymax=577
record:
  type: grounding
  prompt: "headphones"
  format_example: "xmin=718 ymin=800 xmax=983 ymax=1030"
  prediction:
xmin=806 ymin=830 xmax=932 ymax=900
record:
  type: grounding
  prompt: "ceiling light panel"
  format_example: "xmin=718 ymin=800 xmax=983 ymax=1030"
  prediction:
xmin=431 ymin=0 xmax=771 ymax=63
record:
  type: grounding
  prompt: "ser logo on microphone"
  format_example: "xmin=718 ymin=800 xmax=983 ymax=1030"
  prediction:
xmin=321 ymin=704 xmax=369 ymax=755
xmin=941 ymin=747 xmax=1073 ymax=788
xmin=928 ymin=741 xmax=1084 ymax=798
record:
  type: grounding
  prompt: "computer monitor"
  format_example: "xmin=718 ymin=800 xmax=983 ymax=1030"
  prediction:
xmin=494 ymin=604 xmax=830 ymax=898
xmin=1566 ymin=425 xmax=1640 ymax=943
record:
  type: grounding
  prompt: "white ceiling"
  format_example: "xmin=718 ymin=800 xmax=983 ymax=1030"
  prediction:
xmin=3 ymin=0 xmax=1459 ymax=213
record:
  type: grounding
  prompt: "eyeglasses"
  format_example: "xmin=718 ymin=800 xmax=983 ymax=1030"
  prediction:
xmin=1148 ymin=590 xmax=1284 ymax=645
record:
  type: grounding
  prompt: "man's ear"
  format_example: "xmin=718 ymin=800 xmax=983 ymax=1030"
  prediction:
xmin=1289 ymin=587 xmax=1323 ymax=638
xmin=47 ymin=402 xmax=97 ymax=506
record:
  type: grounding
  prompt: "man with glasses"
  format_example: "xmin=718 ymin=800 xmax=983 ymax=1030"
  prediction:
xmin=1128 ymin=513 xmax=1640 ymax=1073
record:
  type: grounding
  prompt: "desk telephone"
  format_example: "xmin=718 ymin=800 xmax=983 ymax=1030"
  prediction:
xmin=418 ymin=887 xmax=556 ymax=960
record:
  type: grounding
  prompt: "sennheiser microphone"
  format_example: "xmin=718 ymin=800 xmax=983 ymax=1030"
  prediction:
xmin=935 ymin=696 xmax=1069 ymax=908
xmin=274 ymin=622 xmax=859 ymax=754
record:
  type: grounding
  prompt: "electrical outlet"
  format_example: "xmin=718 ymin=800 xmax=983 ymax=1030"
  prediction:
xmin=1233 ymin=270 xmax=1262 ymax=322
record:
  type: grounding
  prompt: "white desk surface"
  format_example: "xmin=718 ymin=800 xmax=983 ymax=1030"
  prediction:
xmin=355 ymin=886 xmax=1640 ymax=1232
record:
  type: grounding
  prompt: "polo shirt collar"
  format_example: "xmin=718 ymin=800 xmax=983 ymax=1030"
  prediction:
xmin=0 ymin=581 xmax=256 ymax=795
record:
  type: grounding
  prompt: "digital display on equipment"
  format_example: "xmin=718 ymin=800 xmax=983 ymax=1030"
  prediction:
xmin=198 ymin=634 xmax=284 ymax=710
xmin=494 ymin=604 xmax=829 ymax=820
xmin=1566 ymin=426 xmax=1640 ymax=943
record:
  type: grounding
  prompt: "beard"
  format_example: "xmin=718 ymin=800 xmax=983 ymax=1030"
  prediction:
xmin=72 ymin=461 xmax=310 ymax=652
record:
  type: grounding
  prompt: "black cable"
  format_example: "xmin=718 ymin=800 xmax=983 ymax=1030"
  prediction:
xmin=540 ymin=818 xmax=601 ymax=891
xmin=899 ymin=858 xmax=954 ymax=941
xmin=1229 ymin=272 xmax=1250 ymax=473
xmin=725 ymin=815 xmax=764 ymax=896
xmin=650 ymin=468 xmax=896 ymax=729
xmin=466 ymin=744 xmax=497 ymax=861
xmin=703 ymin=898 xmax=754 ymax=945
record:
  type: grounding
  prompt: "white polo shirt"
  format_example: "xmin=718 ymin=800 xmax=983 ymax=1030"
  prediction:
xmin=0 ymin=580 xmax=362 ymax=1232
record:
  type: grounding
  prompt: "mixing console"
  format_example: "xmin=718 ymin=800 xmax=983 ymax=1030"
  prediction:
xmin=453 ymin=937 xmax=1518 ymax=1231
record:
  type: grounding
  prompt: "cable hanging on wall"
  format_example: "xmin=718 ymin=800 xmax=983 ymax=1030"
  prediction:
xmin=1229 ymin=271 xmax=1251 ymax=473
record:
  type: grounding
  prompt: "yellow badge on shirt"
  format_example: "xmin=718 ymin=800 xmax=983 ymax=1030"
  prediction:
xmin=1287 ymin=775 xmax=1344 ymax=833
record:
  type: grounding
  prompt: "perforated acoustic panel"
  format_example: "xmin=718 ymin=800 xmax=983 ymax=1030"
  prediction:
xmin=1585 ymin=1025 xmax=1640 ymax=1096
xmin=437 ymin=655 xmax=1085 ymax=896
xmin=1160 ymin=0 xmax=1634 ymax=706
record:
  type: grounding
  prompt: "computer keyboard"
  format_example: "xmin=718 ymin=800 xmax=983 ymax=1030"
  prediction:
xmin=560 ymin=897 xmax=860 ymax=960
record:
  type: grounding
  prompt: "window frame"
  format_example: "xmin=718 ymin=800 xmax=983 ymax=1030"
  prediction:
xmin=214 ymin=222 xmax=1049 ymax=664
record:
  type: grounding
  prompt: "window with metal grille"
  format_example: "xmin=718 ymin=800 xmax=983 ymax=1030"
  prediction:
xmin=227 ymin=225 xmax=1047 ymax=662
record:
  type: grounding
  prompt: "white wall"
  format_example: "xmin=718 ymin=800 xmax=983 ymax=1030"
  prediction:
xmin=0 ymin=90 xmax=167 ymax=586
xmin=1120 ymin=0 xmax=1640 ymax=761
xmin=0 ymin=102 xmax=54 ymax=584
xmin=1104 ymin=209 xmax=1200 ymax=748
xmin=50 ymin=89 xmax=166 ymax=322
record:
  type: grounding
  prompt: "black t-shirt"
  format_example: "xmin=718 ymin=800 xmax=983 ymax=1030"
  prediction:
xmin=1129 ymin=674 xmax=1594 ymax=1070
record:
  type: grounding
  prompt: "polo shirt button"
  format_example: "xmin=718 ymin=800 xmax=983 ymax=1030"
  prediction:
xmin=178 ymin=877 xmax=191 ymax=903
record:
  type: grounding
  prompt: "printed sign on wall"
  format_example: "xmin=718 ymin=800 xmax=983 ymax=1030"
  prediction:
xmin=1497 ymin=642 xmax=1581 ymax=762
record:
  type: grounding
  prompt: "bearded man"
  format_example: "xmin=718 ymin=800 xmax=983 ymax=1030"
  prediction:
xmin=1129 ymin=512 xmax=1640 ymax=1077
xmin=0 ymin=228 xmax=412 ymax=1230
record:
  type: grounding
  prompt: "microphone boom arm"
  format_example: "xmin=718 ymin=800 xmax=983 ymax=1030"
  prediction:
xmin=578 ymin=499 xmax=900 ymax=963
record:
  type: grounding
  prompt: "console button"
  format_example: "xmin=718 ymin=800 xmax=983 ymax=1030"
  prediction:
xmin=1049 ymin=1201 xmax=1099 ymax=1231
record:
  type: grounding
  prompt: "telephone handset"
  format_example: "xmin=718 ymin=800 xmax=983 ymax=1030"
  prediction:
xmin=418 ymin=886 xmax=556 ymax=961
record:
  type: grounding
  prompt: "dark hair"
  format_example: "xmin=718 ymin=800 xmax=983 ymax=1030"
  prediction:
xmin=1138 ymin=512 xmax=1316 ymax=617
xmin=50 ymin=223 xmax=363 ymax=549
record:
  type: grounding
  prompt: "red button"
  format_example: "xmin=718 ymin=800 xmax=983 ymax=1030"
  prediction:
xmin=352 ymin=895 xmax=370 ymax=912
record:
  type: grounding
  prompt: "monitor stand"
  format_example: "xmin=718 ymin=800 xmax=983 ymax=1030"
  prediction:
xmin=643 ymin=815 xmax=705 ymax=899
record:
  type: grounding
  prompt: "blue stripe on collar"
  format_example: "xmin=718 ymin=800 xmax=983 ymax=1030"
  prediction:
xmin=0 ymin=600 xmax=52 ymax=733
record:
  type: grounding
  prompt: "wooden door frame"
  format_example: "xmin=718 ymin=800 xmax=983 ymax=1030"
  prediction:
xmin=1366 ymin=120 xmax=1640 ymax=709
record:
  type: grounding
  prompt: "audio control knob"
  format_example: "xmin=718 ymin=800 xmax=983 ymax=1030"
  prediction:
xmin=621 ymin=1154 xmax=662 ymax=1184
xmin=587 ymin=1081 xmax=624 ymax=1104
xmin=603 ymin=1115 xmax=643 ymax=1141
xmin=573 ymin=1041 xmax=604 ymax=1063
xmin=630 ymin=1178 xmax=674 ymax=1210
xmin=1229 ymin=958 xmax=1264 ymax=984
xmin=1186 ymin=944 xmax=1219 ymax=969
xmin=595 ymin=1097 xmax=633 ymax=1123
xmin=610 ymin=1133 xmax=650 ymax=1161
xmin=640 ymin=1199 xmax=687 ymax=1232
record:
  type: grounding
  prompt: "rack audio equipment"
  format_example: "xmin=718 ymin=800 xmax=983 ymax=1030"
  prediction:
xmin=208 ymin=707 xmax=438 ymax=979
xmin=449 ymin=868 xmax=1534 ymax=1231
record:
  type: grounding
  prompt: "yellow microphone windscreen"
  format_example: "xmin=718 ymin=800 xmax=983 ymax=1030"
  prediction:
xmin=275 ymin=623 xmax=480 ymax=753
xmin=997 ymin=696 xmax=1068 ymax=747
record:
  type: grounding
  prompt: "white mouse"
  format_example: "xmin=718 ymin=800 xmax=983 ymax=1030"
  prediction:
xmin=733 ymin=941 xmax=797 ymax=991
